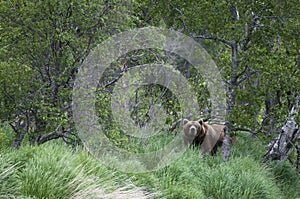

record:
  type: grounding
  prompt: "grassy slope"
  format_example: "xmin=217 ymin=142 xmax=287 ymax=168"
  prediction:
xmin=133 ymin=133 xmax=300 ymax=199
xmin=0 ymin=132 xmax=299 ymax=199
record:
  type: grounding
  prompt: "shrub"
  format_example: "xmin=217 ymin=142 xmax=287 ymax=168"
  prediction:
xmin=0 ymin=123 xmax=15 ymax=149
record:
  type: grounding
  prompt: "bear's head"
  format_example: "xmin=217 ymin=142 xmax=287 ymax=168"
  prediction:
xmin=183 ymin=119 xmax=205 ymax=138
xmin=183 ymin=119 xmax=225 ymax=155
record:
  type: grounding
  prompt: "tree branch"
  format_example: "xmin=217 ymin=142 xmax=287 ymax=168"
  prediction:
xmin=232 ymin=127 xmax=257 ymax=136
xmin=236 ymin=70 xmax=257 ymax=85
xmin=170 ymin=3 xmax=232 ymax=47
xmin=171 ymin=5 xmax=189 ymax=32
xmin=37 ymin=133 xmax=64 ymax=145
xmin=192 ymin=34 xmax=233 ymax=47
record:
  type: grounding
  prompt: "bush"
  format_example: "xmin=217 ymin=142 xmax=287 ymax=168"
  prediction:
xmin=0 ymin=123 xmax=15 ymax=149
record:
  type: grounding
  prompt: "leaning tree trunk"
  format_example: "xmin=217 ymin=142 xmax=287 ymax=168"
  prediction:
xmin=265 ymin=102 xmax=300 ymax=163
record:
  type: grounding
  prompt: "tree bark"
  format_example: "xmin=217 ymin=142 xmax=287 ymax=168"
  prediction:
xmin=265 ymin=104 xmax=300 ymax=162
xmin=37 ymin=133 xmax=64 ymax=145
xmin=10 ymin=114 xmax=29 ymax=149
xmin=11 ymin=131 xmax=27 ymax=149
xmin=222 ymin=126 xmax=231 ymax=161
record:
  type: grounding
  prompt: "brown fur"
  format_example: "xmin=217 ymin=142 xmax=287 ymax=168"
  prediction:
xmin=183 ymin=119 xmax=225 ymax=155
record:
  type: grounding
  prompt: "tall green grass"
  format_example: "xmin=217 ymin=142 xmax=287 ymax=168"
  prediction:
xmin=133 ymin=151 xmax=282 ymax=199
xmin=132 ymin=132 xmax=300 ymax=199
xmin=270 ymin=161 xmax=300 ymax=199
xmin=0 ymin=154 xmax=19 ymax=199
xmin=0 ymin=129 xmax=299 ymax=199
xmin=0 ymin=143 xmax=154 ymax=199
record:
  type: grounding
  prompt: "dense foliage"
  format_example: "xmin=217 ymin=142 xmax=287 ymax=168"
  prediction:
xmin=0 ymin=0 xmax=137 ymax=147
xmin=0 ymin=0 xmax=299 ymax=198
xmin=1 ymin=0 xmax=299 ymax=144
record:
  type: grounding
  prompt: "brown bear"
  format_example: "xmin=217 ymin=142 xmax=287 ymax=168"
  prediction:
xmin=183 ymin=119 xmax=225 ymax=155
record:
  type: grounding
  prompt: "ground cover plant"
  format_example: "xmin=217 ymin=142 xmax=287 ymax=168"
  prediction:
xmin=0 ymin=130 xmax=299 ymax=199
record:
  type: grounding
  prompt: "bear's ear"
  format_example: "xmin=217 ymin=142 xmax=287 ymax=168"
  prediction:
xmin=199 ymin=120 xmax=203 ymax=125
xmin=183 ymin=119 xmax=189 ymax=125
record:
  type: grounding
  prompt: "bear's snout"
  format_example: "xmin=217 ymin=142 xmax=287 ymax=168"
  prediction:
xmin=190 ymin=126 xmax=197 ymax=135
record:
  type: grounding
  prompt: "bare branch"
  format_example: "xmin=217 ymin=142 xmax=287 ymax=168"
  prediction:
xmin=235 ymin=65 xmax=249 ymax=81
xmin=232 ymin=127 xmax=257 ymax=136
xmin=166 ymin=119 xmax=181 ymax=133
xmin=192 ymin=34 xmax=233 ymax=47
xmin=170 ymin=3 xmax=189 ymax=32
xmin=103 ymin=75 xmax=122 ymax=89
xmin=236 ymin=70 xmax=257 ymax=85
xmin=37 ymin=133 xmax=64 ymax=145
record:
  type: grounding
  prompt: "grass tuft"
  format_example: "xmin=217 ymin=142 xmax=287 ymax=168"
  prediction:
xmin=0 ymin=154 xmax=20 ymax=199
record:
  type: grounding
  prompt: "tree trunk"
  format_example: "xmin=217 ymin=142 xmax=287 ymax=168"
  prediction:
xmin=223 ymin=3 xmax=240 ymax=160
xmin=222 ymin=126 xmax=231 ymax=161
xmin=12 ymin=131 xmax=27 ymax=149
xmin=265 ymin=102 xmax=300 ymax=162
xmin=11 ymin=114 xmax=29 ymax=149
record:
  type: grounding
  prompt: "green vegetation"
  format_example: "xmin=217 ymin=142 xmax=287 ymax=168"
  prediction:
xmin=0 ymin=140 xmax=154 ymax=199
xmin=1 ymin=0 xmax=299 ymax=148
xmin=0 ymin=0 xmax=299 ymax=198
xmin=133 ymin=133 xmax=300 ymax=199
xmin=0 ymin=129 xmax=299 ymax=198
